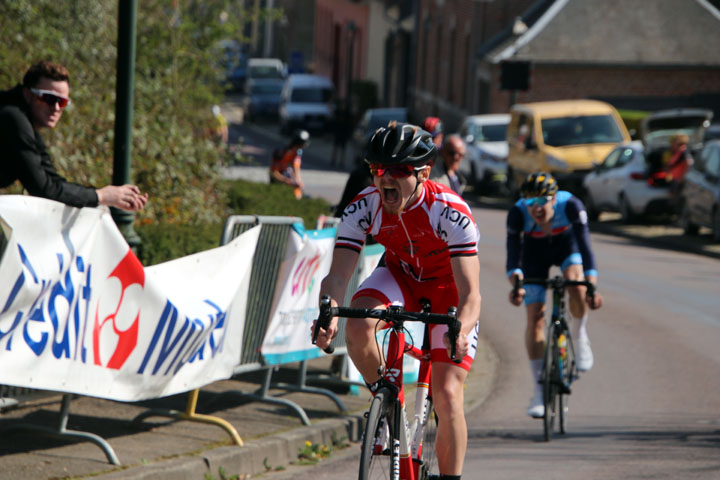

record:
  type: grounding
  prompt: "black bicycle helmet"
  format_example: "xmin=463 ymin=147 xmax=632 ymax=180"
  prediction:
xmin=290 ymin=129 xmax=310 ymax=148
xmin=521 ymin=172 xmax=559 ymax=197
xmin=364 ymin=122 xmax=437 ymax=166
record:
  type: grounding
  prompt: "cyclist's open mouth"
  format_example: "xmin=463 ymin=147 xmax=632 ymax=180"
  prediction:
xmin=382 ymin=186 xmax=400 ymax=206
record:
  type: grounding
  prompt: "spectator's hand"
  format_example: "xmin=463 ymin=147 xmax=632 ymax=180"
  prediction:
xmin=97 ymin=184 xmax=148 ymax=212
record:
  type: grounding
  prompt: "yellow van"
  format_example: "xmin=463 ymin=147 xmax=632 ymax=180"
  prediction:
xmin=506 ymin=100 xmax=631 ymax=196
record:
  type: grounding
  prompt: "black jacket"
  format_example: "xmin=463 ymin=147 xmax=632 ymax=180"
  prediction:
xmin=0 ymin=84 xmax=98 ymax=207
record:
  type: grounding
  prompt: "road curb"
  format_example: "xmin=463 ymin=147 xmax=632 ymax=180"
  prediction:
xmin=102 ymin=414 xmax=365 ymax=479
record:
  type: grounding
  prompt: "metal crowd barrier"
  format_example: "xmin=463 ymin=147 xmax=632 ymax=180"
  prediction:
xmin=0 ymin=225 xmax=121 ymax=464
xmin=133 ymin=214 xmax=348 ymax=445
xmin=0 ymin=213 xmax=378 ymax=460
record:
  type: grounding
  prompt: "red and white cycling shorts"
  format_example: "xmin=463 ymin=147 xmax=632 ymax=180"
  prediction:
xmin=352 ymin=265 xmax=478 ymax=371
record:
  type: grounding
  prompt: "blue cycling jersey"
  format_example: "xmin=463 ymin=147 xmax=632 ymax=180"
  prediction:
xmin=506 ymin=191 xmax=597 ymax=280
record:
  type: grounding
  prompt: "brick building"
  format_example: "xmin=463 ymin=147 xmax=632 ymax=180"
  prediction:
xmin=417 ymin=0 xmax=720 ymax=131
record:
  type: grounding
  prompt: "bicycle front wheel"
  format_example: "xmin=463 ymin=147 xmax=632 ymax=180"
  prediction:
xmin=542 ymin=324 xmax=558 ymax=442
xmin=419 ymin=398 xmax=437 ymax=480
xmin=559 ymin=332 xmax=576 ymax=434
xmin=359 ymin=389 xmax=395 ymax=480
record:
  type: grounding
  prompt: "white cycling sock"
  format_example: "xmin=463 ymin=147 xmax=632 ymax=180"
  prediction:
xmin=530 ymin=358 xmax=544 ymax=393
xmin=571 ymin=314 xmax=589 ymax=341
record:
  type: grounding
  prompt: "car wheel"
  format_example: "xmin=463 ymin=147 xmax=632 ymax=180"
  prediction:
xmin=712 ymin=207 xmax=720 ymax=243
xmin=584 ymin=192 xmax=599 ymax=221
xmin=619 ymin=194 xmax=636 ymax=224
xmin=680 ymin=203 xmax=699 ymax=235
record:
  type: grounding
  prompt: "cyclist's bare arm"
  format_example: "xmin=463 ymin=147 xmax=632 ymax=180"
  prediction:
xmin=449 ymin=254 xmax=481 ymax=358
xmin=314 ymin=247 xmax=359 ymax=349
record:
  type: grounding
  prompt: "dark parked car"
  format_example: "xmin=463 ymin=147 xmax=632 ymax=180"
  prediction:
xmin=680 ymin=139 xmax=720 ymax=242
xmin=242 ymin=78 xmax=284 ymax=121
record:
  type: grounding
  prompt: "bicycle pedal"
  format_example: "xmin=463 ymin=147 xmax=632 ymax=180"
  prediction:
xmin=560 ymin=384 xmax=572 ymax=394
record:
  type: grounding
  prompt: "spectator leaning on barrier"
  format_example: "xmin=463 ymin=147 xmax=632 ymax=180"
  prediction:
xmin=0 ymin=60 xmax=148 ymax=211
xmin=431 ymin=134 xmax=467 ymax=196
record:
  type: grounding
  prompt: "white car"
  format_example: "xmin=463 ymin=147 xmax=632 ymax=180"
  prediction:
xmin=278 ymin=74 xmax=335 ymax=134
xmin=458 ymin=114 xmax=510 ymax=195
xmin=582 ymin=141 xmax=672 ymax=222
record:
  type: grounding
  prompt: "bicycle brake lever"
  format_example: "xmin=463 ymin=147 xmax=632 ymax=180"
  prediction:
xmin=447 ymin=307 xmax=462 ymax=364
xmin=312 ymin=295 xmax=335 ymax=354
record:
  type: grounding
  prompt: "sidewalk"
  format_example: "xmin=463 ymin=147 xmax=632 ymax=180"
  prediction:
xmin=0 ymin=338 xmax=498 ymax=480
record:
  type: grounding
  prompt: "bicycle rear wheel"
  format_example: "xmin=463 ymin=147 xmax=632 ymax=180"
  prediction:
xmin=418 ymin=398 xmax=437 ymax=480
xmin=542 ymin=324 xmax=558 ymax=442
xmin=359 ymin=389 xmax=395 ymax=480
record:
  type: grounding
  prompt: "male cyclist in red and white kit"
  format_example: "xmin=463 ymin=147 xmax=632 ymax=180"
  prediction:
xmin=314 ymin=123 xmax=482 ymax=480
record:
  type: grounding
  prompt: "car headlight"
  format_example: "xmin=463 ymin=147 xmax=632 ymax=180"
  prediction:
xmin=546 ymin=154 xmax=568 ymax=170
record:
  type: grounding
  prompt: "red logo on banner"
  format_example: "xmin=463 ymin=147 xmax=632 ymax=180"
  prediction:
xmin=93 ymin=250 xmax=144 ymax=369
xmin=291 ymin=254 xmax=321 ymax=297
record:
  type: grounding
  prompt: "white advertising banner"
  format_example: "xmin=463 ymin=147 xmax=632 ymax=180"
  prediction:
xmin=0 ymin=196 xmax=258 ymax=401
xmin=260 ymin=224 xmax=336 ymax=364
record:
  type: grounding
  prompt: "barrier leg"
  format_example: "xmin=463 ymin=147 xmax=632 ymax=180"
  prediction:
xmin=270 ymin=360 xmax=347 ymax=412
xmin=226 ymin=366 xmax=311 ymax=425
xmin=132 ymin=389 xmax=243 ymax=446
xmin=2 ymin=394 xmax=121 ymax=465
xmin=305 ymin=352 xmax=367 ymax=390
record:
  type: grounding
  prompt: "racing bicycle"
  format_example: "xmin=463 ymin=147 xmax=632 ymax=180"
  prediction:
xmin=312 ymin=295 xmax=461 ymax=480
xmin=514 ymin=276 xmax=596 ymax=441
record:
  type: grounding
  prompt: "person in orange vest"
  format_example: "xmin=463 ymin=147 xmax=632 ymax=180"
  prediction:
xmin=269 ymin=129 xmax=309 ymax=199
xmin=423 ymin=116 xmax=444 ymax=147
xmin=665 ymin=133 xmax=694 ymax=198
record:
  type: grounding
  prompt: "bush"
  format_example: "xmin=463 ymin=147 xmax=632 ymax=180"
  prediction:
xmin=137 ymin=178 xmax=332 ymax=265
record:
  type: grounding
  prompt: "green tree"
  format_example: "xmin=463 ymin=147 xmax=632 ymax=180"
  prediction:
xmin=0 ymin=0 xmax=281 ymax=226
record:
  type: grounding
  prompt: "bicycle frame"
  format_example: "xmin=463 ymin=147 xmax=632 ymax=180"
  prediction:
xmin=380 ymin=323 xmax=433 ymax=480
xmin=521 ymin=276 xmax=594 ymax=440
xmin=312 ymin=297 xmax=460 ymax=480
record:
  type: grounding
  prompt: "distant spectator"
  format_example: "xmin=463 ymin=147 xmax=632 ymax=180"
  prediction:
xmin=210 ymin=104 xmax=229 ymax=147
xmin=664 ymin=133 xmax=694 ymax=206
xmin=0 ymin=60 xmax=148 ymax=211
xmin=423 ymin=116 xmax=444 ymax=147
xmin=431 ymin=134 xmax=467 ymax=196
xmin=334 ymin=156 xmax=373 ymax=217
xmin=331 ymin=105 xmax=354 ymax=168
xmin=270 ymin=129 xmax=309 ymax=199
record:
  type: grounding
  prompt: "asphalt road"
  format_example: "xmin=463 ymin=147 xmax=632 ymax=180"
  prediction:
xmin=257 ymin=204 xmax=720 ymax=480
xmin=227 ymin=107 xmax=720 ymax=479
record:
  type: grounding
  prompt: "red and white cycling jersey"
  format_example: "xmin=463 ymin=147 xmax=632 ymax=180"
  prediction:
xmin=336 ymin=180 xmax=480 ymax=281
